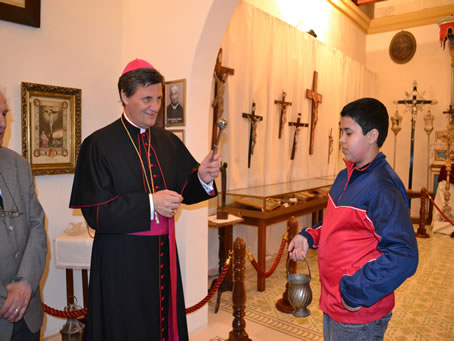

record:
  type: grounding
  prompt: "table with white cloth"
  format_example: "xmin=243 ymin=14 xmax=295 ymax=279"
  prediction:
xmin=54 ymin=227 xmax=94 ymax=307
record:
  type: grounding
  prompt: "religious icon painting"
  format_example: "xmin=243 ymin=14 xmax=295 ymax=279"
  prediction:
xmin=21 ymin=82 xmax=81 ymax=175
xmin=165 ymin=79 xmax=186 ymax=127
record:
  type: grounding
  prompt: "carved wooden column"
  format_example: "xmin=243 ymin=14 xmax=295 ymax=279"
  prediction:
xmin=416 ymin=187 xmax=430 ymax=238
xmin=276 ymin=216 xmax=298 ymax=313
xmin=228 ymin=237 xmax=251 ymax=341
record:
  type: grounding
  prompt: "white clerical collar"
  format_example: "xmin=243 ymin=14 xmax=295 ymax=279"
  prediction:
xmin=123 ymin=112 xmax=146 ymax=134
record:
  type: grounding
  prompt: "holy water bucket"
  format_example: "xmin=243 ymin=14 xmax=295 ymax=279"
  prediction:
xmin=287 ymin=257 xmax=312 ymax=317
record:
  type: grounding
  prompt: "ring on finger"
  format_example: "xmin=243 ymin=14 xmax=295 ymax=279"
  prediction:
xmin=15 ymin=308 xmax=19 ymax=313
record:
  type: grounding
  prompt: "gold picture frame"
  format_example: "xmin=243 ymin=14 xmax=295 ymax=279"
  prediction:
xmin=165 ymin=79 xmax=186 ymax=127
xmin=168 ymin=128 xmax=184 ymax=144
xmin=0 ymin=0 xmax=40 ymax=28
xmin=21 ymin=82 xmax=81 ymax=175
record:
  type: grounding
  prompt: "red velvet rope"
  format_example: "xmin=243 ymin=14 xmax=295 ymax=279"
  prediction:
xmin=427 ymin=193 xmax=454 ymax=226
xmin=42 ymin=304 xmax=87 ymax=319
xmin=248 ymin=236 xmax=287 ymax=278
xmin=185 ymin=258 xmax=231 ymax=314
xmin=42 ymin=257 xmax=232 ymax=318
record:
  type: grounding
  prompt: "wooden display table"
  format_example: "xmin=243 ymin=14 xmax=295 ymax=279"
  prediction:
xmin=222 ymin=177 xmax=333 ymax=291
xmin=208 ymin=214 xmax=244 ymax=313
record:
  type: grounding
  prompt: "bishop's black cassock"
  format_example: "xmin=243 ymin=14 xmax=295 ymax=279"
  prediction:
xmin=69 ymin=115 xmax=216 ymax=341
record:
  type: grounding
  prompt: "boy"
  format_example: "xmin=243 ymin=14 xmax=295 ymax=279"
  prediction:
xmin=288 ymin=98 xmax=418 ymax=340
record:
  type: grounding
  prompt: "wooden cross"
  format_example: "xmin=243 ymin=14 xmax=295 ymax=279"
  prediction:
xmin=396 ymin=81 xmax=436 ymax=189
xmin=242 ymin=102 xmax=263 ymax=168
xmin=212 ymin=48 xmax=235 ymax=148
xmin=306 ymin=71 xmax=323 ymax=155
xmin=274 ymin=92 xmax=292 ymax=139
xmin=288 ymin=113 xmax=309 ymax=160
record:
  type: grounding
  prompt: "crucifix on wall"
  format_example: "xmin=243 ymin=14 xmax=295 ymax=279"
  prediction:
xmin=242 ymin=102 xmax=263 ymax=168
xmin=211 ymin=48 xmax=234 ymax=148
xmin=395 ymin=80 xmax=437 ymax=189
xmin=288 ymin=113 xmax=309 ymax=160
xmin=274 ymin=91 xmax=292 ymax=139
xmin=306 ymin=71 xmax=323 ymax=155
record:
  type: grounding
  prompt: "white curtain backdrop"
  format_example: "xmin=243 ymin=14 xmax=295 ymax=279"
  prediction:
xmin=208 ymin=1 xmax=378 ymax=271
xmin=216 ymin=0 xmax=377 ymax=191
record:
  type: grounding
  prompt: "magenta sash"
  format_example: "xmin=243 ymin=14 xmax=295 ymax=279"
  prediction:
xmin=129 ymin=216 xmax=179 ymax=341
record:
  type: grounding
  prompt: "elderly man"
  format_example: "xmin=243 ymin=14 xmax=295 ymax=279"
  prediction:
xmin=70 ymin=59 xmax=219 ymax=341
xmin=0 ymin=90 xmax=48 ymax=341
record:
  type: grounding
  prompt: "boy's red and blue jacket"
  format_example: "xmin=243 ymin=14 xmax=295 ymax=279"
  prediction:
xmin=300 ymin=153 xmax=418 ymax=324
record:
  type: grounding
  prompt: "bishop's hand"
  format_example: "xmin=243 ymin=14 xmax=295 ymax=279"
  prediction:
xmin=198 ymin=151 xmax=220 ymax=184
xmin=153 ymin=190 xmax=183 ymax=218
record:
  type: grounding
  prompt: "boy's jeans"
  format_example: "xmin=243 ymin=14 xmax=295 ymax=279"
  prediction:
xmin=323 ymin=311 xmax=392 ymax=341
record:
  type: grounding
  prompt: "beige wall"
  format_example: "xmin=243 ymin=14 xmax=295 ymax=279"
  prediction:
xmin=1 ymin=0 xmax=239 ymax=336
xmin=366 ymin=25 xmax=450 ymax=201
xmin=2 ymin=0 xmax=446 ymax=338
xmin=1 ymin=0 xmax=123 ymax=336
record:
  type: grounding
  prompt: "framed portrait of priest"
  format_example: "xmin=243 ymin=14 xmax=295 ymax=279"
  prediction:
xmin=165 ymin=79 xmax=186 ymax=126
xmin=21 ymin=82 xmax=81 ymax=175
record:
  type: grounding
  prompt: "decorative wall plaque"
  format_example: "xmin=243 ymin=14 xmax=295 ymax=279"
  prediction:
xmin=389 ymin=31 xmax=417 ymax=64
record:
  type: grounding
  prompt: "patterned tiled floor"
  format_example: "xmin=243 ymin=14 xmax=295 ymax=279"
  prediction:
xmin=208 ymin=229 xmax=454 ymax=341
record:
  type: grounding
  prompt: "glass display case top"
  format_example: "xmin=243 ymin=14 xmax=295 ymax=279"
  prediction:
xmin=226 ymin=176 xmax=335 ymax=199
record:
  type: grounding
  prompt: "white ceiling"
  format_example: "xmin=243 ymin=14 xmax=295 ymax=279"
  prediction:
xmin=374 ymin=0 xmax=454 ymax=18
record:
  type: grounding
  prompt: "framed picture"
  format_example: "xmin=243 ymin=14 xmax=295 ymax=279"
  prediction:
xmin=154 ymin=102 xmax=164 ymax=128
xmin=165 ymin=79 xmax=186 ymax=127
xmin=21 ymin=82 xmax=81 ymax=175
xmin=168 ymin=129 xmax=184 ymax=143
xmin=0 ymin=0 xmax=41 ymax=28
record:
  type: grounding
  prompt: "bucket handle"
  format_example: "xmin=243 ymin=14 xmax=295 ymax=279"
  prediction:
xmin=287 ymin=256 xmax=311 ymax=279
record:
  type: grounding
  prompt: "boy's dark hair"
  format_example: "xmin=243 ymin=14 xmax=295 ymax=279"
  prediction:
xmin=118 ymin=68 xmax=165 ymax=106
xmin=341 ymin=97 xmax=389 ymax=147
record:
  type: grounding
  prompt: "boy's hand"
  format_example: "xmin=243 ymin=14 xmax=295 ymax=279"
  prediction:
xmin=341 ymin=297 xmax=361 ymax=312
xmin=288 ymin=234 xmax=309 ymax=261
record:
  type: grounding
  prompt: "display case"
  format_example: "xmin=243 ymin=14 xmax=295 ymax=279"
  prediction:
xmin=218 ymin=176 xmax=334 ymax=219
xmin=217 ymin=176 xmax=335 ymax=291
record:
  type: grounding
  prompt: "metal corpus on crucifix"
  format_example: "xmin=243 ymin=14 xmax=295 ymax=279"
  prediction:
xmin=288 ymin=113 xmax=309 ymax=160
xmin=211 ymin=48 xmax=234 ymax=148
xmin=274 ymin=91 xmax=292 ymax=139
xmin=242 ymin=102 xmax=263 ymax=168
xmin=306 ymin=71 xmax=323 ymax=155
xmin=395 ymin=80 xmax=437 ymax=189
